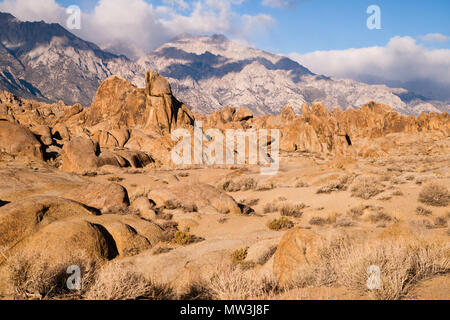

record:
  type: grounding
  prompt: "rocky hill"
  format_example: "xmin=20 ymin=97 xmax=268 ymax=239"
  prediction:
xmin=1 ymin=72 xmax=448 ymax=173
xmin=0 ymin=12 xmax=142 ymax=106
xmin=138 ymin=34 xmax=450 ymax=116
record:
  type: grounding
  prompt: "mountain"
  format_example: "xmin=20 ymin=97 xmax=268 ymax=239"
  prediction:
xmin=0 ymin=12 xmax=448 ymax=115
xmin=0 ymin=12 xmax=141 ymax=106
xmin=137 ymin=34 xmax=449 ymax=116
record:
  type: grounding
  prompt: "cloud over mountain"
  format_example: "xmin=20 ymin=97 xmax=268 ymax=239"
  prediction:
xmin=0 ymin=0 xmax=275 ymax=58
xmin=289 ymin=36 xmax=450 ymax=102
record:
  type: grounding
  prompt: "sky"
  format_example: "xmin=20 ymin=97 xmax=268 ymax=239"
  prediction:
xmin=0 ymin=0 xmax=449 ymax=100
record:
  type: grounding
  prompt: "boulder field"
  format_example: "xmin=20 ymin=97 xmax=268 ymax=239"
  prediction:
xmin=0 ymin=71 xmax=448 ymax=299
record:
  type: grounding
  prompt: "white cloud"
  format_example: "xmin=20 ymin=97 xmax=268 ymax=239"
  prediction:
xmin=0 ymin=0 xmax=65 ymax=23
xmin=0 ymin=0 xmax=275 ymax=58
xmin=288 ymin=36 xmax=450 ymax=100
xmin=419 ymin=33 xmax=448 ymax=43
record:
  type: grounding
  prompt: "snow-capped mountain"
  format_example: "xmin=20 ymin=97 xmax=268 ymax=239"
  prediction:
xmin=0 ymin=12 xmax=141 ymax=106
xmin=137 ymin=34 xmax=449 ymax=115
xmin=0 ymin=12 xmax=448 ymax=115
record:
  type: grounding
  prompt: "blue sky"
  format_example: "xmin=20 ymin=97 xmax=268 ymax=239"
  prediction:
xmin=51 ymin=0 xmax=450 ymax=54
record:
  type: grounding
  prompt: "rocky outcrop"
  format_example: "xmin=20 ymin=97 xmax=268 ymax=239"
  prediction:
xmin=0 ymin=196 xmax=99 ymax=250
xmin=0 ymin=72 xmax=449 ymax=170
xmin=83 ymin=72 xmax=194 ymax=135
xmin=273 ymin=228 xmax=322 ymax=286
xmin=1 ymin=198 xmax=164 ymax=265
xmin=0 ymin=166 xmax=129 ymax=212
xmin=61 ymin=136 xmax=154 ymax=174
xmin=148 ymin=182 xmax=242 ymax=214
xmin=0 ymin=121 xmax=43 ymax=161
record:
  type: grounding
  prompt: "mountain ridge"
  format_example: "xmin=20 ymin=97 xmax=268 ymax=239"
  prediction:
xmin=0 ymin=12 xmax=448 ymax=116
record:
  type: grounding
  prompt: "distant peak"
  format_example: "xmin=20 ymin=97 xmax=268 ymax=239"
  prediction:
xmin=0 ymin=12 xmax=19 ymax=23
xmin=169 ymin=33 xmax=229 ymax=43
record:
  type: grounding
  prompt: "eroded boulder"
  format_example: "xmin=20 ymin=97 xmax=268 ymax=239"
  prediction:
xmin=148 ymin=182 xmax=242 ymax=214
xmin=0 ymin=121 xmax=43 ymax=161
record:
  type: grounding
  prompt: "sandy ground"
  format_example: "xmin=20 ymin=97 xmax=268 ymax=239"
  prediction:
xmin=82 ymin=151 xmax=449 ymax=300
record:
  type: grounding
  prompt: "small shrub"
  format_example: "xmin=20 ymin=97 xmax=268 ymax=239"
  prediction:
xmin=163 ymin=199 xmax=182 ymax=210
xmin=434 ymin=216 xmax=448 ymax=228
xmin=152 ymin=247 xmax=173 ymax=255
xmin=368 ymin=211 xmax=392 ymax=224
xmin=172 ymin=231 xmax=196 ymax=245
xmin=267 ymin=217 xmax=294 ymax=231
xmin=333 ymin=217 xmax=355 ymax=228
xmin=107 ymin=176 xmax=124 ymax=182
xmin=256 ymin=182 xmax=275 ymax=191
xmin=207 ymin=265 xmax=279 ymax=300
xmin=220 ymin=177 xmax=257 ymax=192
xmin=418 ymin=183 xmax=449 ymax=207
xmin=6 ymin=250 xmax=95 ymax=300
xmin=83 ymin=172 xmax=97 ymax=177
xmin=279 ymin=203 xmax=305 ymax=218
xmin=160 ymin=221 xmax=178 ymax=242
xmin=239 ymin=261 xmax=256 ymax=271
xmin=316 ymin=175 xmax=353 ymax=194
xmin=231 ymin=247 xmax=248 ymax=265
xmin=295 ymin=181 xmax=309 ymax=188
xmin=218 ymin=217 xmax=228 ymax=224
xmin=416 ymin=206 xmax=432 ymax=216
xmin=348 ymin=205 xmax=369 ymax=218
xmin=263 ymin=201 xmax=279 ymax=214
xmin=239 ymin=198 xmax=259 ymax=206
xmin=85 ymin=261 xmax=173 ymax=300
xmin=350 ymin=176 xmax=384 ymax=200
xmin=309 ymin=217 xmax=327 ymax=226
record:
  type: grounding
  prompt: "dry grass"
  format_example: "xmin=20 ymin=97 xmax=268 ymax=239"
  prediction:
xmin=350 ymin=176 xmax=385 ymax=200
xmin=163 ymin=199 xmax=198 ymax=213
xmin=239 ymin=198 xmax=260 ymax=206
xmin=220 ymin=177 xmax=258 ymax=192
xmin=279 ymin=203 xmax=305 ymax=218
xmin=348 ymin=205 xmax=370 ymax=218
xmin=267 ymin=217 xmax=294 ymax=231
xmin=316 ymin=175 xmax=354 ymax=194
xmin=231 ymin=247 xmax=249 ymax=265
xmin=172 ymin=231 xmax=199 ymax=245
xmin=309 ymin=217 xmax=327 ymax=226
xmin=290 ymin=235 xmax=450 ymax=300
xmin=368 ymin=211 xmax=393 ymax=224
xmin=85 ymin=261 xmax=174 ymax=300
xmin=263 ymin=201 xmax=279 ymax=213
xmin=207 ymin=265 xmax=280 ymax=300
xmin=333 ymin=217 xmax=355 ymax=228
xmin=107 ymin=176 xmax=124 ymax=182
xmin=416 ymin=206 xmax=432 ymax=216
xmin=418 ymin=183 xmax=449 ymax=207
xmin=4 ymin=249 xmax=95 ymax=300
xmin=434 ymin=216 xmax=448 ymax=228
